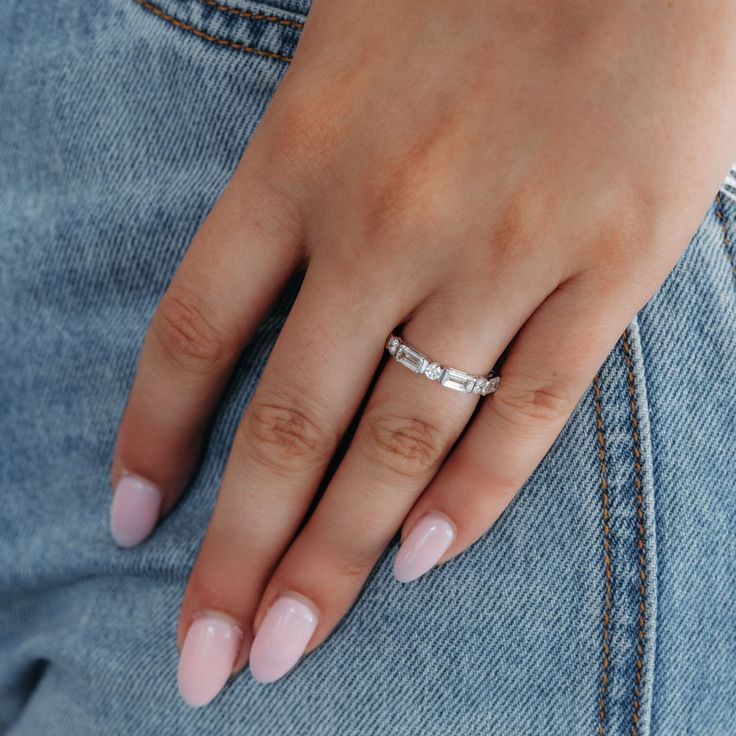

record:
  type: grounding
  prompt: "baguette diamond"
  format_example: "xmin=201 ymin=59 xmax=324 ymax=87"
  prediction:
xmin=395 ymin=344 xmax=428 ymax=374
xmin=439 ymin=368 xmax=476 ymax=393
xmin=385 ymin=334 xmax=500 ymax=397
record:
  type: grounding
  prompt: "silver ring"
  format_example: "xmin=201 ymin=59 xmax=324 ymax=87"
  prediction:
xmin=385 ymin=334 xmax=500 ymax=396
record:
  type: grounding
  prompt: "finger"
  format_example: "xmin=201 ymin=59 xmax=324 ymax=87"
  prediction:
xmin=395 ymin=272 xmax=640 ymax=582
xmin=245 ymin=273 xmax=550 ymax=684
xmin=110 ymin=154 xmax=302 ymax=548
xmin=175 ymin=259 xmax=405 ymax=706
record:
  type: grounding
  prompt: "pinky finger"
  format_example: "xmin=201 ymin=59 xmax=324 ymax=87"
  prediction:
xmin=393 ymin=274 xmax=641 ymax=583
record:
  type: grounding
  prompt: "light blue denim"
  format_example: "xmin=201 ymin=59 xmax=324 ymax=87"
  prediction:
xmin=0 ymin=1 xmax=735 ymax=734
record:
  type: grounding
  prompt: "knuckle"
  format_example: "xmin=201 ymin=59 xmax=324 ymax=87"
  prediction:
xmin=493 ymin=375 xmax=577 ymax=426
xmin=490 ymin=194 xmax=527 ymax=252
xmin=269 ymin=96 xmax=336 ymax=166
xmin=330 ymin=546 xmax=377 ymax=580
xmin=581 ymin=196 xmax=651 ymax=272
xmin=457 ymin=447 xmax=519 ymax=499
xmin=238 ymin=393 xmax=334 ymax=475
xmin=486 ymin=186 xmax=552 ymax=264
xmin=362 ymin=406 xmax=447 ymax=480
xmin=359 ymin=158 xmax=438 ymax=251
xmin=152 ymin=286 xmax=230 ymax=374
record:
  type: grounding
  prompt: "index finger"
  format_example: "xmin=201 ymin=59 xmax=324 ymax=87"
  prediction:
xmin=110 ymin=166 xmax=300 ymax=547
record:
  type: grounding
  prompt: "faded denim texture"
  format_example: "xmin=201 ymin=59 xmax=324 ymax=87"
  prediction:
xmin=0 ymin=1 xmax=734 ymax=734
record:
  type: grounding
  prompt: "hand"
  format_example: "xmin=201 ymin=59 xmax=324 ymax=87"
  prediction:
xmin=110 ymin=0 xmax=736 ymax=704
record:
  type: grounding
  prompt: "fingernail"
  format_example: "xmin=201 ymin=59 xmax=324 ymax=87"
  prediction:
xmin=394 ymin=513 xmax=456 ymax=583
xmin=249 ymin=595 xmax=319 ymax=684
xmin=110 ymin=474 xmax=162 ymax=547
xmin=177 ymin=614 xmax=242 ymax=708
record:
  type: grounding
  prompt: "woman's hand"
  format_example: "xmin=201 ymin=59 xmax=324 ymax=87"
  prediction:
xmin=110 ymin=0 xmax=736 ymax=704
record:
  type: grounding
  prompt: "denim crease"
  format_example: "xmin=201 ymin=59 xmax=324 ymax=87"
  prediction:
xmin=0 ymin=1 xmax=734 ymax=734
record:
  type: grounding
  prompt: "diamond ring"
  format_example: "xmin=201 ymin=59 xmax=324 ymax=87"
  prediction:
xmin=385 ymin=334 xmax=500 ymax=396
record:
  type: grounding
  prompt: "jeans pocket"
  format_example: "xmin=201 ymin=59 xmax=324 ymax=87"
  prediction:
xmin=132 ymin=0 xmax=306 ymax=64
xmin=200 ymin=0 xmax=311 ymax=18
xmin=635 ymin=183 xmax=736 ymax=735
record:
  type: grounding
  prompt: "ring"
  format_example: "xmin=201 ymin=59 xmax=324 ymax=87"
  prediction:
xmin=385 ymin=334 xmax=500 ymax=396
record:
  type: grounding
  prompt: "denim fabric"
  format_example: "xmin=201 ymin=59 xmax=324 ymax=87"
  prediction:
xmin=0 ymin=1 xmax=734 ymax=734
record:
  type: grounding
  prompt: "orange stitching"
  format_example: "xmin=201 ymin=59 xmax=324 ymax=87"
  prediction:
xmin=132 ymin=0 xmax=294 ymax=63
xmin=622 ymin=329 xmax=646 ymax=736
xmin=714 ymin=191 xmax=736 ymax=287
xmin=593 ymin=373 xmax=612 ymax=736
xmin=200 ymin=0 xmax=304 ymax=30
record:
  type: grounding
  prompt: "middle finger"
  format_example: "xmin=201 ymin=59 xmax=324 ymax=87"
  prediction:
xmin=175 ymin=258 xmax=406 ymax=706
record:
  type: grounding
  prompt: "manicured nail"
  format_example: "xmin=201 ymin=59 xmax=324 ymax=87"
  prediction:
xmin=110 ymin=474 xmax=163 ymax=547
xmin=249 ymin=595 xmax=319 ymax=684
xmin=394 ymin=513 xmax=456 ymax=583
xmin=178 ymin=614 xmax=242 ymax=708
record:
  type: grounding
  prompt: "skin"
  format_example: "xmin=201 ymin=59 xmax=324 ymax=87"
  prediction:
xmin=112 ymin=0 xmax=736 ymax=683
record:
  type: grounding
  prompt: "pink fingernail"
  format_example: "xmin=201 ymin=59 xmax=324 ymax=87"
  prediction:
xmin=110 ymin=474 xmax=162 ymax=547
xmin=249 ymin=595 xmax=319 ymax=684
xmin=393 ymin=513 xmax=456 ymax=583
xmin=178 ymin=614 xmax=242 ymax=708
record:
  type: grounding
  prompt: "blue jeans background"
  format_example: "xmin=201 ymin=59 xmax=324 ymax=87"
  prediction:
xmin=1 ymin=1 xmax=735 ymax=734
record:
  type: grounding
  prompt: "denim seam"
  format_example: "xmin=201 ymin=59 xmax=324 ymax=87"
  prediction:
xmin=713 ymin=191 xmax=736 ymax=289
xmin=132 ymin=0 xmax=295 ymax=63
xmin=199 ymin=0 xmax=305 ymax=29
xmin=622 ymin=328 xmax=647 ymax=736
xmin=593 ymin=373 xmax=613 ymax=736
xmin=627 ymin=317 xmax=659 ymax=736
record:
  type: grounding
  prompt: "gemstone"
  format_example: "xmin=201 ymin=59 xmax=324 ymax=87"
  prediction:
xmin=386 ymin=336 xmax=401 ymax=355
xmin=424 ymin=362 xmax=442 ymax=381
xmin=472 ymin=378 xmax=487 ymax=395
xmin=484 ymin=376 xmax=501 ymax=395
xmin=395 ymin=344 xmax=428 ymax=374
xmin=439 ymin=368 xmax=476 ymax=393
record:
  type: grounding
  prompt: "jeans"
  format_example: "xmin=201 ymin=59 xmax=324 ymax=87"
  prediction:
xmin=1 ymin=1 xmax=735 ymax=734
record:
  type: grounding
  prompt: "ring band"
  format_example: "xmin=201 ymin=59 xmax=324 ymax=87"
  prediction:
xmin=385 ymin=334 xmax=500 ymax=396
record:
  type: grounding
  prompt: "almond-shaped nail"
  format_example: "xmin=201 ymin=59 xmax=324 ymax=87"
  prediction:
xmin=110 ymin=474 xmax=162 ymax=547
xmin=249 ymin=595 xmax=319 ymax=684
xmin=178 ymin=615 xmax=242 ymax=708
xmin=393 ymin=513 xmax=455 ymax=583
